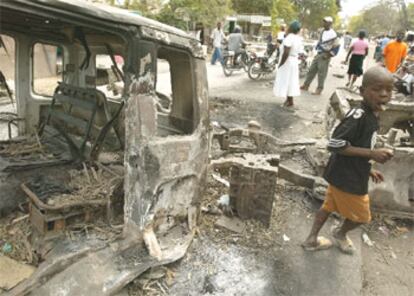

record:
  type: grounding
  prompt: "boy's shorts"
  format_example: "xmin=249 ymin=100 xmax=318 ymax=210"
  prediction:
xmin=322 ymin=184 xmax=371 ymax=223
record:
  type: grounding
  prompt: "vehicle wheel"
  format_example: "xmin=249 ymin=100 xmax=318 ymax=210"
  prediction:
xmin=222 ymin=57 xmax=233 ymax=77
xmin=248 ymin=61 xmax=262 ymax=80
xmin=241 ymin=55 xmax=250 ymax=72
xmin=299 ymin=64 xmax=308 ymax=78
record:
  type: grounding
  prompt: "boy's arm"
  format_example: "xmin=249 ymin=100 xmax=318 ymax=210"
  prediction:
xmin=370 ymin=169 xmax=384 ymax=183
xmin=327 ymin=109 xmax=393 ymax=164
xmin=338 ymin=146 xmax=393 ymax=164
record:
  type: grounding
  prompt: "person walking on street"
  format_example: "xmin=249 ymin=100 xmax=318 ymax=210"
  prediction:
xmin=383 ymin=31 xmax=408 ymax=73
xmin=380 ymin=34 xmax=391 ymax=51
xmin=302 ymin=67 xmax=394 ymax=254
xmin=210 ymin=22 xmax=226 ymax=65
xmin=343 ymin=31 xmax=352 ymax=50
xmin=227 ymin=26 xmax=247 ymax=65
xmin=277 ymin=24 xmax=286 ymax=44
xmin=344 ymin=30 xmax=369 ymax=88
xmin=301 ymin=16 xmax=339 ymax=95
xmin=273 ymin=21 xmax=303 ymax=107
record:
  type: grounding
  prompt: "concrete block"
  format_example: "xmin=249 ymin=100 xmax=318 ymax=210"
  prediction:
xmin=224 ymin=154 xmax=279 ymax=227
xmin=370 ymin=148 xmax=414 ymax=217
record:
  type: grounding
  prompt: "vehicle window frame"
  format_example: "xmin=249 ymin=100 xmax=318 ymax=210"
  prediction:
xmin=31 ymin=41 xmax=65 ymax=99
xmin=155 ymin=44 xmax=198 ymax=136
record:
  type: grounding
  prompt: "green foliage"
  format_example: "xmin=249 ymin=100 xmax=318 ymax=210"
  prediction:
xmin=347 ymin=15 xmax=364 ymax=35
xmin=154 ymin=0 xmax=233 ymax=29
xmin=105 ymin=0 xmax=232 ymax=29
xmin=408 ymin=3 xmax=414 ymax=30
xmin=271 ymin=0 xmax=297 ymax=33
xmin=232 ymin=0 xmax=273 ymax=15
xmin=347 ymin=1 xmax=400 ymax=36
xmin=292 ymin=0 xmax=339 ymax=31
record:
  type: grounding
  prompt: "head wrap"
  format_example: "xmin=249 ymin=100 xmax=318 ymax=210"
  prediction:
xmin=289 ymin=20 xmax=301 ymax=33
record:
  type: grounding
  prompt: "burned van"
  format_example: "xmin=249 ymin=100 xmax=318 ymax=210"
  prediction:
xmin=0 ymin=1 xmax=209 ymax=294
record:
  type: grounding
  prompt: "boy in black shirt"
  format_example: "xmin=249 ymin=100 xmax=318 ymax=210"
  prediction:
xmin=302 ymin=66 xmax=394 ymax=254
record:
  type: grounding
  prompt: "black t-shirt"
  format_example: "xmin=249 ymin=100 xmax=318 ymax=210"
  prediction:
xmin=324 ymin=103 xmax=379 ymax=195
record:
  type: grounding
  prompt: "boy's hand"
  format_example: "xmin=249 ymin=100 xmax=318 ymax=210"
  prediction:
xmin=370 ymin=170 xmax=385 ymax=184
xmin=370 ymin=148 xmax=394 ymax=164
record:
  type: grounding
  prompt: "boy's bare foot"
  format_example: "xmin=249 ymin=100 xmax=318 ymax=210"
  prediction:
xmin=302 ymin=236 xmax=333 ymax=251
xmin=300 ymin=85 xmax=309 ymax=91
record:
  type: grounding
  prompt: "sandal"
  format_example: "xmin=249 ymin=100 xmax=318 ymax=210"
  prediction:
xmin=333 ymin=235 xmax=355 ymax=255
xmin=332 ymin=227 xmax=355 ymax=255
xmin=302 ymin=236 xmax=333 ymax=251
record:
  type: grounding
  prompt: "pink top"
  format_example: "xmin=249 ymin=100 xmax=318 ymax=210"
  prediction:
xmin=351 ymin=39 xmax=369 ymax=55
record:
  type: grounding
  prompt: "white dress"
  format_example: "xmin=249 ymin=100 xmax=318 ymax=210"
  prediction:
xmin=273 ymin=33 xmax=302 ymax=98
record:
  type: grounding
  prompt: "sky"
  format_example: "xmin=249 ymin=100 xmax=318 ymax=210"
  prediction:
xmin=341 ymin=0 xmax=414 ymax=17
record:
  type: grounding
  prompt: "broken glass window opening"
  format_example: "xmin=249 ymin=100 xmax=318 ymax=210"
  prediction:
xmin=0 ymin=1 xmax=208 ymax=294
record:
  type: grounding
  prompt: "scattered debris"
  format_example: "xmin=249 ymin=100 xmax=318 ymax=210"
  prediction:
xmin=187 ymin=206 xmax=197 ymax=231
xmin=213 ymin=123 xmax=316 ymax=155
xmin=282 ymin=234 xmax=290 ymax=242
xmin=215 ymin=216 xmax=246 ymax=234
xmin=143 ymin=226 xmax=163 ymax=261
xmin=202 ymin=275 xmax=220 ymax=294
xmin=362 ymin=232 xmax=374 ymax=247
xmin=201 ymin=204 xmax=222 ymax=215
xmin=2 ymin=242 xmax=12 ymax=254
xmin=0 ymin=255 xmax=36 ymax=290
xmin=211 ymin=173 xmax=230 ymax=187
xmin=378 ymin=226 xmax=390 ymax=237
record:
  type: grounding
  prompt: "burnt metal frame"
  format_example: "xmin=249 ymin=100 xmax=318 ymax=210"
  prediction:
xmin=41 ymin=83 xmax=99 ymax=160
xmin=40 ymin=83 xmax=125 ymax=160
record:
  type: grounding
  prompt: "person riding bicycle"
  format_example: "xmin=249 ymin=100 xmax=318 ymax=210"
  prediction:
xmin=227 ymin=26 xmax=247 ymax=66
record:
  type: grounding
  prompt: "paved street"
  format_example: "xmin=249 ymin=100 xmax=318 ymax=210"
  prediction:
xmin=163 ymin=46 xmax=414 ymax=296
xmin=206 ymin=44 xmax=378 ymax=140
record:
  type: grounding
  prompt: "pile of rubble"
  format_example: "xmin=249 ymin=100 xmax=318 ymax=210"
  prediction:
xmin=0 ymin=161 xmax=124 ymax=292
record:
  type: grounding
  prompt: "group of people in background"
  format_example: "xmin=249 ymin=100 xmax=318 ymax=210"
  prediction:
xmin=209 ymin=16 xmax=412 ymax=109
xmin=274 ymin=16 xmax=339 ymax=107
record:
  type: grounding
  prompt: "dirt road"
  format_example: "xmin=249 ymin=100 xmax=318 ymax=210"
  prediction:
xmin=153 ymin=46 xmax=414 ymax=296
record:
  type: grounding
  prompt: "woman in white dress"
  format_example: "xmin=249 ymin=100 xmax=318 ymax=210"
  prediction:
xmin=273 ymin=21 xmax=302 ymax=107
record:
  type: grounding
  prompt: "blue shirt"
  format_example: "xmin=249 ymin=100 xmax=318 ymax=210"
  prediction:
xmin=380 ymin=37 xmax=390 ymax=49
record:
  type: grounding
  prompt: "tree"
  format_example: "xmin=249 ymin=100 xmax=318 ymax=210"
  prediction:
xmin=347 ymin=14 xmax=364 ymax=35
xmin=406 ymin=3 xmax=414 ymax=30
xmin=232 ymin=0 xmax=273 ymax=15
xmin=156 ymin=0 xmax=233 ymax=30
xmin=105 ymin=0 xmax=233 ymax=30
xmin=271 ymin=0 xmax=297 ymax=31
xmin=292 ymin=0 xmax=339 ymax=31
xmin=347 ymin=1 xmax=400 ymax=35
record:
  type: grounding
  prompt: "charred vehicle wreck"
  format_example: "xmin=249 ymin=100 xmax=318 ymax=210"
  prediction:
xmin=0 ymin=0 xmax=209 ymax=294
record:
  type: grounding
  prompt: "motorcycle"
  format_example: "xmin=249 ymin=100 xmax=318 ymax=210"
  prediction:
xmin=299 ymin=52 xmax=309 ymax=78
xmin=222 ymin=45 xmax=256 ymax=77
xmin=247 ymin=46 xmax=279 ymax=81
